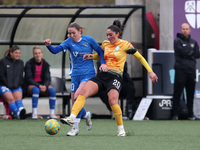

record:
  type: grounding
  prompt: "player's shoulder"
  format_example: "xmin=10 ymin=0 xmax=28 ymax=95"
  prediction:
xmin=119 ymin=39 xmax=130 ymax=44
xmin=118 ymin=39 xmax=133 ymax=48
xmin=61 ymin=37 xmax=72 ymax=44
xmin=0 ymin=57 xmax=5 ymax=62
xmin=82 ymin=35 xmax=94 ymax=40
xmin=102 ymin=40 xmax=110 ymax=45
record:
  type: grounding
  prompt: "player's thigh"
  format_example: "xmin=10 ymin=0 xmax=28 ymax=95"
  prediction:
xmin=79 ymin=80 xmax=99 ymax=98
xmin=107 ymin=89 xmax=119 ymax=106
xmin=1 ymin=92 xmax=15 ymax=104
xmin=74 ymin=81 xmax=87 ymax=99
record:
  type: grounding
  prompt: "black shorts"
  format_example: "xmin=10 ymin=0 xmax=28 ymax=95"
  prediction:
xmin=90 ymin=71 xmax=122 ymax=93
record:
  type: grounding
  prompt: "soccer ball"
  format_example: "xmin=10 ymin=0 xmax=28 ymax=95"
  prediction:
xmin=44 ymin=119 xmax=60 ymax=135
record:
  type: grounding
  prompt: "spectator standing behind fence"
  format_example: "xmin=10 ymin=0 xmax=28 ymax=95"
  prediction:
xmin=44 ymin=22 xmax=108 ymax=136
xmin=24 ymin=46 xmax=57 ymax=119
xmin=0 ymin=46 xmax=26 ymax=119
xmin=97 ymin=61 xmax=136 ymax=120
xmin=60 ymin=20 xmax=158 ymax=136
xmin=172 ymin=23 xmax=200 ymax=120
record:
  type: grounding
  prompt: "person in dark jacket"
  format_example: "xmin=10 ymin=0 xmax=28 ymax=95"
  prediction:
xmin=0 ymin=46 xmax=26 ymax=119
xmin=172 ymin=23 xmax=200 ymax=120
xmin=25 ymin=46 xmax=57 ymax=119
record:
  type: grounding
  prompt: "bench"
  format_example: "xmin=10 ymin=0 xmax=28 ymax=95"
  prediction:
xmin=0 ymin=77 xmax=71 ymax=117
xmin=51 ymin=77 xmax=71 ymax=117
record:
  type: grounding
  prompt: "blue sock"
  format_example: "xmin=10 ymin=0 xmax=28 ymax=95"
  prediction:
xmin=31 ymin=86 xmax=40 ymax=108
xmin=15 ymin=100 xmax=24 ymax=109
xmin=48 ymin=88 xmax=56 ymax=109
xmin=74 ymin=98 xmax=86 ymax=118
xmin=9 ymin=102 xmax=19 ymax=115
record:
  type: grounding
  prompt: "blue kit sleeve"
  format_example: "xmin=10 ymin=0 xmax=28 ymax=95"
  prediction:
xmin=46 ymin=45 xmax=63 ymax=54
xmin=88 ymin=36 xmax=105 ymax=65
xmin=95 ymin=46 xmax=105 ymax=64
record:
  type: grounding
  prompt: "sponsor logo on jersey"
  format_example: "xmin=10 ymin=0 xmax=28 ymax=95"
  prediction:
xmin=115 ymin=46 xmax=120 ymax=51
xmin=73 ymin=51 xmax=79 ymax=57
xmin=83 ymin=42 xmax=88 ymax=47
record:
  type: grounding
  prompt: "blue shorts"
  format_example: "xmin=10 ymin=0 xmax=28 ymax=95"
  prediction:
xmin=0 ymin=86 xmax=23 ymax=96
xmin=71 ymin=73 xmax=95 ymax=93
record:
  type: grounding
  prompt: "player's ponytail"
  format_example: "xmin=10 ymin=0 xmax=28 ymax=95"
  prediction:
xmin=113 ymin=20 xmax=122 ymax=29
xmin=107 ymin=20 xmax=125 ymax=38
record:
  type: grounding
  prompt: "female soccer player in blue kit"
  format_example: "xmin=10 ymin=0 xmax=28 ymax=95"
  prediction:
xmin=44 ymin=22 xmax=108 ymax=136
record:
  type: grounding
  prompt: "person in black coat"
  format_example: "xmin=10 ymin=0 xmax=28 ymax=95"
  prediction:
xmin=24 ymin=46 xmax=57 ymax=119
xmin=172 ymin=23 xmax=200 ymax=120
xmin=0 ymin=46 xmax=26 ymax=119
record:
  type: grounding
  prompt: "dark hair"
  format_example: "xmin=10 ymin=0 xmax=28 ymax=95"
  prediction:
xmin=107 ymin=20 xmax=125 ymax=38
xmin=4 ymin=45 xmax=20 ymax=57
xmin=68 ymin=22 xmax=84 ymax=34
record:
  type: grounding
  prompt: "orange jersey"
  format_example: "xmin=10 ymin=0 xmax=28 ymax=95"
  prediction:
xmin=101 ymin=39 xmax=133 ymax=75
xmin=93 ymin=39 xmax=153 ymax=76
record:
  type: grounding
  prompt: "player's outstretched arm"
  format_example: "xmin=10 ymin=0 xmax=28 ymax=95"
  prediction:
xmin=44 ymin=38 xmax=63 ymax=54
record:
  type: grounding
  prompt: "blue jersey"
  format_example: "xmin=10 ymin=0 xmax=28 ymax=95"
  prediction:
xmin=60 ymin=35 xmax=100 ymax=76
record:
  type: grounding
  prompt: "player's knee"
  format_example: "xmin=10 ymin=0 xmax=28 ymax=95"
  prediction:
xmin=108 ymin=96 xmax=118 ymax=106
xmin=73 ymin=89 xmax=80 ymax=99
xmin=48 ymin=87 xmax=56 ymax=97
xmin=31 ymin=86 xmax=40 ymax=94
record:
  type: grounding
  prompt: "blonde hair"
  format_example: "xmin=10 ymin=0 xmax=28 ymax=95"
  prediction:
xmin=32 ymin=46 xmax=43 ymax=54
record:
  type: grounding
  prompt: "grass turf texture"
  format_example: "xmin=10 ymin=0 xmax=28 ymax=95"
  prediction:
xmin=0 ymin=119 xmax=199 ymax=150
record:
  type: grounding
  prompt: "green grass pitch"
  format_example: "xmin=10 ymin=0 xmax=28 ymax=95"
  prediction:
xmin=0 ymin=119 xmax=199 ymax=150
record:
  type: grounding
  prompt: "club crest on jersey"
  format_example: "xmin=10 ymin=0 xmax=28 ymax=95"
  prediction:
xmin=115 ymin=46 xmax=120 ymax=51
xmin=190 ymin=43 xmax=194 ymax=48
xmin=83 ymin=42 xmax=88 ymax=47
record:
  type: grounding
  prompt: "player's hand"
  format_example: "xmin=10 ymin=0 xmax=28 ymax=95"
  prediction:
xmin=149 ymin=72 xmax=158 ymax=83
xmin=83 ymin=54 xmax=93 ymax=60
xmin=44 ymin=39 xmax=51 ymax=46
xmin=39 ymin=85 xmax=47 ymax=92
xmin=99 ymin=64 xmax=108 ymax=72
